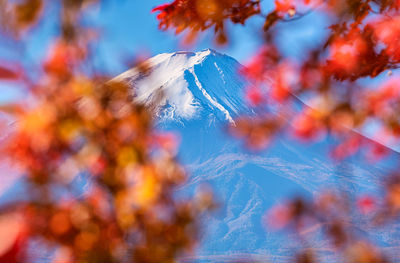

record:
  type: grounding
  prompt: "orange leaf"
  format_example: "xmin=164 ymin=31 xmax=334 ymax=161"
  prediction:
xmin=0 ymin=104 xmax=25 ymax=115
xmin=275 ymin=0 xmax=294 ymax=12
xmin=0 ymin=213 xmax=27 ymax=263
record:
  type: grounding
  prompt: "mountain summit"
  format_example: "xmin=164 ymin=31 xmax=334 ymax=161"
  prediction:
xmin=112 ymin=49 xmax=250 ymax=124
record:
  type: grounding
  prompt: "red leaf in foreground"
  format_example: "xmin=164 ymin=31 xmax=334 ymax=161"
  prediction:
xmin=331 ymin=135 xmax=362 ymax=161
xmin=151 ymin=3 xmax=171 ymax=13
xmin=0 ymin=66 xmax=19 ymax=80
xmin=44 ymin=40 xmax=85 ymax=77
xmin=246 ymin=87 xmax=265 ymax=106
xmin=89 ymin=157 xmax=107 ymax=176
xmin=367 ymin=141 xmax=389 ymax=162
xmin=0 ymin=213 xmax=27 ymax=263
xmin=292 ymin=112 xmax=324 ymax=141
xmin=265 ymin=204 xmax=292 ymax=230
xmin=374 ymin=17 xmax=400 ymax=60
xmin=271 ymin=76 xmax=290 ymax=102
xmin=275 ymin=0 xmax=294 ymax=12
xmin=153 ymin=132 xmax=180 ymax=152
xmin=357 ymin=195 xmax=376 ymax=214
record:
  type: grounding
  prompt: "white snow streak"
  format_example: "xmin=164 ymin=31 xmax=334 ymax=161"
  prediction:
xmin=214 ymin=62 xmax=226 ymax=84
xmin=189 ymin=68 xmax=234 ymax=123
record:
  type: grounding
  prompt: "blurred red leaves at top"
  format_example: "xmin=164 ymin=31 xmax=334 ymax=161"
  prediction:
xmin=240 ymin=45 xmax=280 ymax=82
xmin=374 ymin=16 xmax=400 ymax=61
xmin=241 ymin=45 xmax=295 ymax=102
xmin=324 ymin=25 xmax=391 ymax=81
xmin=152 ymin=0 xmax=260 ymax=44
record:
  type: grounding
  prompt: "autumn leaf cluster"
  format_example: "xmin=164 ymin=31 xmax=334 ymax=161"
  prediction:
xmin=0 ymin=1 xmax=213 ymax=263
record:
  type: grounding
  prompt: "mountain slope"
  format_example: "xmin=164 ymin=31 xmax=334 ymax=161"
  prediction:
xmin=115 ymin=49 xmax=400 ymax=262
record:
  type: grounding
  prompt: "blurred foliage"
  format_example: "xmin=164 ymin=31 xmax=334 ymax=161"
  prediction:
xmin=0 ymin=1 xmax=214 ymax=263
xmin=1 ymin=0 xmax=400 ymax=262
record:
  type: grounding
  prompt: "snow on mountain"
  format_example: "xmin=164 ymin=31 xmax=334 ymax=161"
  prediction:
xmin=112 ymin=49 xmax=251 ymax=123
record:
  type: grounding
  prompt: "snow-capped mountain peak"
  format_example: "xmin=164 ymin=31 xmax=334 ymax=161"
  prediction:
xmin=112 ymin=49 xmax=249 ymax=123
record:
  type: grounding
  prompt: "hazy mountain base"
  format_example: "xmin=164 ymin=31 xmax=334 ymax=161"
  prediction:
xmin=165 ymin=119 xmax=399 ymax=263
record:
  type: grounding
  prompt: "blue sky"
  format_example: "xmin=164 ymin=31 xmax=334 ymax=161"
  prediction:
xmin=89 ymin=0 xmax=265 ymax=74
xmin=0 ymin=1 xmax=263 ymax=102
xmin=3 ymin=1 xmax=396 ymax=150
xmin=87 ymin=1 xmax=329 ymax=73
xmin=0 ymin=1 xmax=329 ymax=101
